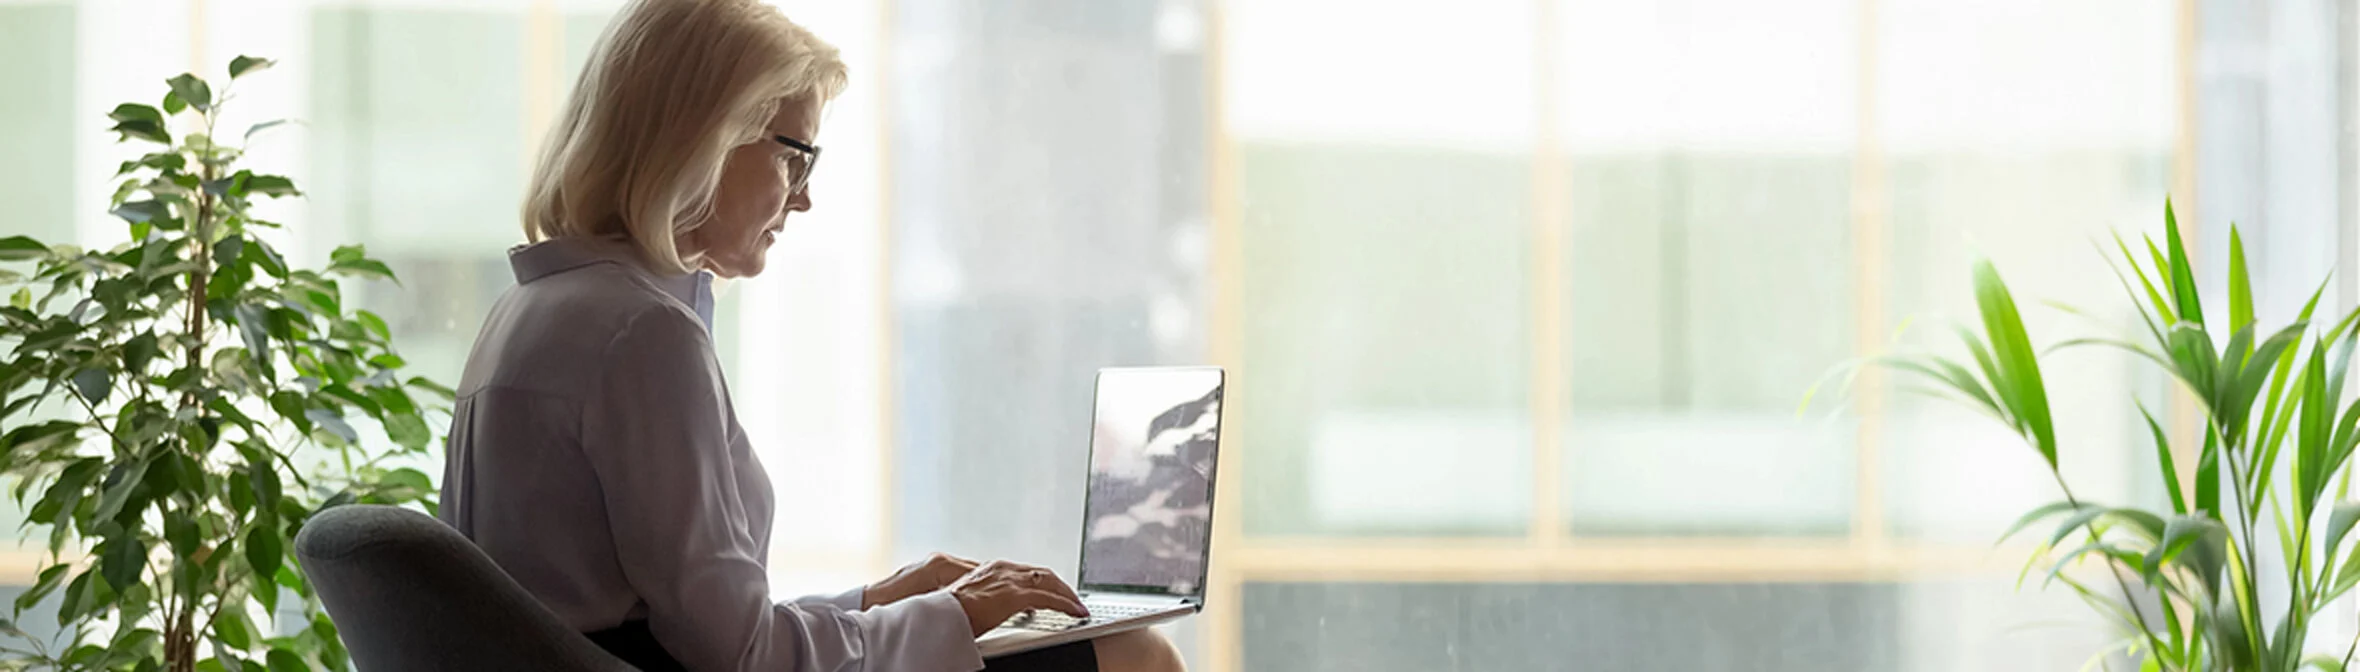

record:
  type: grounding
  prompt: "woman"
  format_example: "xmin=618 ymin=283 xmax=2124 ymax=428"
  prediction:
xmin=437 ymin=1 xmax=1185 ymax=670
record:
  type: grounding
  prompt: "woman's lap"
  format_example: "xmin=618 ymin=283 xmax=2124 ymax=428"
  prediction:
xmin=586 ymin=619 xmax=1098 ymax=671
xmin=980 ymin=640 xmax=1099 ymax=672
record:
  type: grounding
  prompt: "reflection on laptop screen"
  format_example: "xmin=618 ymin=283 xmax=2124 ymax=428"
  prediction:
xmin=1078 ymin=368 xmax=1223 ymax=596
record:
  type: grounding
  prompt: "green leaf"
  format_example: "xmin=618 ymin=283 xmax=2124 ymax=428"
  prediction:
xmin=2045 ymin=540 xmax=2131 ymax=584
xmin=385 ymin=412 xmax=431 ymax=452
xmin=31 ymin=458 xmax=102 ymax=530
xmin=122 ymin=332 xmax=160 ymax=376
xmin=387 ymin=467 xmax=433 ymax=492
xmin=245 ymin=119 xmax=291 ymax=142
xmin=112 ymin=199 xmax=169 ymax=223
xmin=245 ymin=524 xmax=283 ymax=590
xmin=356 ymin=311 xmax=391 ymax=341
xmin=1972 ymin=258 xmax=2057 ymax=467
xmin=2 ymin=420 xmax=82 ymax=455
xmin=244 ymin=174 xmax=300 ymax=198
xmin=15 ymin=563 xmax=68 ymax=612
xmin=2166 ymin=325 xmax=2219 ymax=403
xmin=107 ymin=104 xmax=171 ymax=144
xmin=229 ymin=55 xmax=275 ymax=78
xmin=2301 ymin=339 xmax=2337 ymax=515
xmin=2224 ymin=322 xmax=2309 ymax=445
xmin=330 ymin=258 xmax=396 ymax=283
xmin=2048 ymin=507 xmax=2110 ymax=547
xmin=110 ymin=628 xmax=161 ymax=663
xmin=2140 ymin=405 xmax=2188 ymax=515
xmin=2228 ymin=226 xmax=2254 ymax=333
xmin=228 ymin=472 xmax=254 ymax=515
xmin=2164 ymin=201 xmax=2205 ymax=326
xmin=0 ymin=236 xmax=50 ymax=261
xmin=2330 ymin=503 xmax=2360 ymax=564
xmin=166 ymin=73 xmax=213 ymax=112
xmin=162 ymin=90 xmax=187 ymax=115
xmin=306 ymin=408 xmax=359 ymax=444
xmin=215 ymin=607 xmax=255 ymax=650
xmin=408 ymin=376 xmax=458 ymax=401
xmin=215 ymin=234 xmax=246 ymax=267
xmin=165 ymin=511 xmax=200 ymax=556
xmin=266 ymin=649 xmax=307 ymax=672
xmin=92 ymin=458 xmax=151 ymax=522
xmin=2198 ymin=428 xmax=2221 ymax=517
xmin=109 ymin=118 xmax=170 ymax=144
xmin=249 ymin=459 xmax=282 ymax=516
xmin=57 ymin=569 xmax=114 ymax=626
xmin=98 ymin=535 xmax=145 ymax=595
xmin=236 ymin=304 xmax=272 ymax=369
xmin=70 ymin=368 xmax=110 ymax=405
xmin=2112 ymin=232 xmax=2177 ymax=330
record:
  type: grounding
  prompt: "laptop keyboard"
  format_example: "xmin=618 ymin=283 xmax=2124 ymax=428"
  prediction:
xmin=1000 ymin=602 xmax=1165 ymax=632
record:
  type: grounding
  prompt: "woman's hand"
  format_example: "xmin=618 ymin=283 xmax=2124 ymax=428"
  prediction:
xmin=862 ymin=552 xmax=979 ymax=609
xmin=948 ymin=560 xmax=1089 ymax=637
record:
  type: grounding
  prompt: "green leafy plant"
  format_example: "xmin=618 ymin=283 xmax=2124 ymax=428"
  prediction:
xmin=0 ymin=57 xmax=447 ymax=671
xmin=1854 ymin=201 xmax=2360 ymax=671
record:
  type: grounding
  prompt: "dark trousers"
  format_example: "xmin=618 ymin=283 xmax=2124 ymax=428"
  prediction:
xmin=586 ymin=621 xmax=1099 ymax=671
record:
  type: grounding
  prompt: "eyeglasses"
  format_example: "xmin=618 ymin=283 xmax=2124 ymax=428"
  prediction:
xmin=772 ymin=134 xmax=821 ymax=196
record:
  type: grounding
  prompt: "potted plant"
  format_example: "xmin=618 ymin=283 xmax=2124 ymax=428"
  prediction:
xmin=1852 ymin=202 xmax=2360 ymax=671
xmin=0 ymin=57 xmax=447 ymax=671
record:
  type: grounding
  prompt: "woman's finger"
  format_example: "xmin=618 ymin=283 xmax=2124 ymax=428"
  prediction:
xmin=1029 ymin=570 xmax=1085 ymax=606
xmin=1022 ymin=588 xmax=1089 ymax=617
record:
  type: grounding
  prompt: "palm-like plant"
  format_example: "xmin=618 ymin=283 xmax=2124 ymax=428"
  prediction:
xmin=1872 ymin=202 xmax=2360 ymax=671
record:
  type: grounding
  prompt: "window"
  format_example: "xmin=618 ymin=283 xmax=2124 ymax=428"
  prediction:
xmin=5 ymin=1 xmax=2358 ymax=669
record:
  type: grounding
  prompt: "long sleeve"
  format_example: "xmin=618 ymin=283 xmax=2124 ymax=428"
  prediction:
xmin=790 ymin=586 xmax=865 ymax=613
xmin=581 ymin=305 xmax=983 ymax=672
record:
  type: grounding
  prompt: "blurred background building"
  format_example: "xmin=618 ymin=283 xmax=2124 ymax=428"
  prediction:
xmin=2 ymin=0 xmax=2358 ymax=669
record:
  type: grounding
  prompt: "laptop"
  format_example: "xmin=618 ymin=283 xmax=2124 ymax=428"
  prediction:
xmin=977 ymin=366 xmax=1226 ymax=659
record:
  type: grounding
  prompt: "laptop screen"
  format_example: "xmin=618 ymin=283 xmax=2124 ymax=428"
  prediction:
xmin=1076 ymin=367 xmax=1224 ymax=598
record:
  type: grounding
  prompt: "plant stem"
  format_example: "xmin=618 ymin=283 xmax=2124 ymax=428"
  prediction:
xmin=68 ymin=393 xmax=131 ymax=458
xmin=2223 ymin=434 xmax=2275 ymax=666
xmin=2340 ymin=624 xmax=2360 ymax=672
xmin=2054 ymin=472 xmax=2161 ymax=644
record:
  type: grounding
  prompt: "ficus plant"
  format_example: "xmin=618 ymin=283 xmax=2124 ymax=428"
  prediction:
xmin=0 ymin=57 xmax=447 ymax=671
xmin=1850 ymin=202 xmax=2360 ymax=671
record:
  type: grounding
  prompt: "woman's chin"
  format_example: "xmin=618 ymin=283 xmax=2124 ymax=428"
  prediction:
xmin=707 ymin=252 xmax=767 ymax=279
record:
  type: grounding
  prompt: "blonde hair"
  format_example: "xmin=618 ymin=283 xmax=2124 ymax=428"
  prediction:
xmin=523 ymin=0 xmax=848 ymax=275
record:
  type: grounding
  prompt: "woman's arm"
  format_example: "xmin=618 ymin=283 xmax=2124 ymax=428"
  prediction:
xmin=583 ymin=305 xmax=982 ymax=672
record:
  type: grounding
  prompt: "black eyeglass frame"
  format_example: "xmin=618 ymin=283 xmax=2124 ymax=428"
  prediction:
xmin=772 ymin=135 xmax=821 ymax=195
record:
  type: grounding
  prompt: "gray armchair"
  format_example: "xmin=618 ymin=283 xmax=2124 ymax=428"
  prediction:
xmin=295 ymin=504 xmax=636 ymax=671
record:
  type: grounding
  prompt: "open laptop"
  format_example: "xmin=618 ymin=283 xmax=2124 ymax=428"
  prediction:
xmin=977 ymin=366 xmax=1225 ymax=659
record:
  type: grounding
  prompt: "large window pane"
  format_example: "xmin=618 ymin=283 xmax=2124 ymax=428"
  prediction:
xmin=0 ymin=1 xmax=77 ymax=571
xmin=0 ymin=4 xmax=75 ymax=244
xmin=886 ymin=0 xmax=1210 ymax=568
xmin=308 ymin=6 xmax=528 ymax=385
xmin=1558 ymin=0 xmax=1857 ymax=537
xmin=1876 ymin=0 xmax=2176 ymax=541
xmin=1228 ymin=0 xmax=1536 ymax=538
xmin=1237 ymin=145 xmax=1532 ymax=536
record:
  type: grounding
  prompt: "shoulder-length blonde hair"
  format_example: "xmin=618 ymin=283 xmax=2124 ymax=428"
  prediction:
xmin=523 ymin=0 xmax=848 ymax=275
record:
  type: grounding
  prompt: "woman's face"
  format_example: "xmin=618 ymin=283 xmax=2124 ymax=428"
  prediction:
xmin=689 ymin=94 xmax=823 ymax=278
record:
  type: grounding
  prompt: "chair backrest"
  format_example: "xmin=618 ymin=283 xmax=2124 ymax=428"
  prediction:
xmin=295 ymin=504 xmax=637 ymax=672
